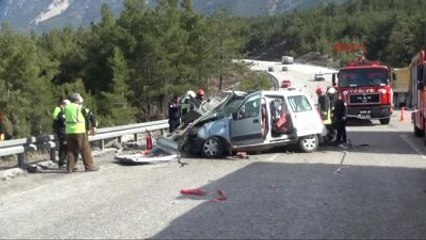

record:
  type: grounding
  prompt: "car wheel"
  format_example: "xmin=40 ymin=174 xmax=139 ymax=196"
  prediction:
xmin=201 ymin=137 xmax=224 ymax=158
xmin=379 ymin=118 xmax=390 ymax=125
xmin=414 ymin=124 xmax=424 ymax=137
xmin=298 ymin=135 xmax=319 ymax=153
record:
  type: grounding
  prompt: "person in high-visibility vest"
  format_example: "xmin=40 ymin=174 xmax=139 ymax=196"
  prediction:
xmin=52 ymin=97 xmax=70 ymax=169
xmin=316 ymin=86 xmax=333 ymax=145
xmin=316 ymin=86 xmax=332 ymax=125
xmin=64 ymin=93 xmax=99 ymax=173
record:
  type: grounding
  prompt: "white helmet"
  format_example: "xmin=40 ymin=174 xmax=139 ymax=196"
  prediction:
xmin=185 ymin=90 xmax=196 ymax=99
xmin=62 ymin=99 xmax=71 ymax=105
xmin=327 ymin=87 xmax=337 ymax=95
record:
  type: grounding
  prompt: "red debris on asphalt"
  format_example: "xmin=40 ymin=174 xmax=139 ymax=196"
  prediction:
xmin=210 ymin=189 xmax=228 ymax=202
xmin=180 ymin=188 xmax=208 ymax=196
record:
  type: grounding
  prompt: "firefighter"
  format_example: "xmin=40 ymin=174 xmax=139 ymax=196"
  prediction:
xmin=316 ymin=86 xmax=332 ymax=144
xmin=181 ymin=90 xmax=197 ymax=117
xmin=168 ymin=94 xmax=181 ymax=133
xmin=180 ymin=90 xmax=202 ymax=128
xmin=64 ymin=93 xmax=99 ymax=173
xmin=332 ymin=92 xmax=347 ymax=146
xmin=52 ymin=97 xmax=70 ymax=168
xmin=195 ymin=89 xmax=205 ymax=108
xmin=316 ymin=86 xmax=332 ymax=125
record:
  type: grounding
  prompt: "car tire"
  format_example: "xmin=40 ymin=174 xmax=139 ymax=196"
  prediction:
xmin=414 ymin=124 xmax=424 ymax=137
xmin=379 ymin=118 xmax=390 ymax=125
xmin=298 ymin=135 xmax=319 ymax=153
xmin=201 ymin=137 xmax=224 ymax=158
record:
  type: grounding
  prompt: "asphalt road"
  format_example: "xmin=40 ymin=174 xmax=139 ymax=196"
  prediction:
xmin=1 ymin=61 xmax=426 ymax=239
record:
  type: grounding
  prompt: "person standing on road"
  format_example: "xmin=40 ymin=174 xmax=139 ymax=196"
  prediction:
xmin=316 ymin=86 xmax=333 ymax=144
xmin=316 ymin=86 xmax=332 ymax=124
xmin=52 ymin=97 xmax=70 ymax=169
xmin=64 ymin=93 xmax=99 ymax=173
xmin=332 ymin=92 xmax=347 ymax=145
xmin=168 ymin=94 xmax=181 ymax=133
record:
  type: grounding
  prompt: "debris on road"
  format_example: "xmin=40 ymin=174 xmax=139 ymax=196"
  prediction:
xmin=180 ymin=188 xmax=208 ymax=196
xmin=115 ymin=148 xmax=178 ymax=164
xmin=210 ymin=189 xmax=228 ymax=202
xmin=180 ymin=188 xmax=228 ymax=202
xmin=236 ymin=152 xmax=249 ymax=159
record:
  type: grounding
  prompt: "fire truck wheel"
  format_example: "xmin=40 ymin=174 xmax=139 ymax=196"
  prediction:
xmin=379 ymin=118 xmax=390 ymax=125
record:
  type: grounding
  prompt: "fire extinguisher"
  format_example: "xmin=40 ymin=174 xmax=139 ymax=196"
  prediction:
xmin=146 ymin=130 xmax=153 ymax=150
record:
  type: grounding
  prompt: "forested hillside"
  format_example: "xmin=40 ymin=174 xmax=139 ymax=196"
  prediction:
xmin=0 ymin=0 xmax=425 ymax=139
xmin=245 ymin=0 xmax=426 ymax=67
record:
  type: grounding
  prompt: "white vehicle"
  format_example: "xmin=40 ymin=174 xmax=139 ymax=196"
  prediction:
xmin=314 ymin=72 xmax=325 ymax=81
xmin=281 ymin=56 xmax=294 ymax=64
xmin=157 ymin=89 xmax=327 ymax=158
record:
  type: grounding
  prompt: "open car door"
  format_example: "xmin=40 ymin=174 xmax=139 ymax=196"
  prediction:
xmin=230 ymin=92 xmax=263 ymax=146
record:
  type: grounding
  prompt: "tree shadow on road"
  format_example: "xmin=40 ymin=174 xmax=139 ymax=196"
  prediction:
xmin=151 ymin=162 xmax=426 ymax=239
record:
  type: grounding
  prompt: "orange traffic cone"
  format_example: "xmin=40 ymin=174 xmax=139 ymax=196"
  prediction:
xmin=400 ymin=107 xmax=406 ymax=121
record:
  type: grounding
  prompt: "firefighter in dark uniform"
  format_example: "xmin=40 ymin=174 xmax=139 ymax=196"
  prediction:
xmin=168 ymin=94 xmax=181 ymax=133
xmin=52 ymin=98 xmax=70 ymax=169
xmin=195 ymin=89 xmax=205 ymax=108
xmin=332 ymin=92 xmax=347 ymax=145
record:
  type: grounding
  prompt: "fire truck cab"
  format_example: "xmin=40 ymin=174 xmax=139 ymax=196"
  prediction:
xmin=332 ymin=56 xmax=393 ymax=124
xmin=409 ymin=50 xmax=426 ymax=142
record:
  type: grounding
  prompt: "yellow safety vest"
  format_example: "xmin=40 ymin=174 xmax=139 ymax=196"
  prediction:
xmin=52 ymin=106 xmax=61 ymax=120
xmin=65 ymin=103 xmax=86 ymax=134
xmin=322 ymin=108 xmax=332 ymax=125
xmin=180 ymin=103 xmax=191 ymax=119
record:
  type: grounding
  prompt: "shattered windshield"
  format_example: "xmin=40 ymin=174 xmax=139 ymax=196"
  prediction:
xmin=338 ymin=68 xmax=388 ymax=87
xmin=201 ymin=91 xmax=246 ymax=119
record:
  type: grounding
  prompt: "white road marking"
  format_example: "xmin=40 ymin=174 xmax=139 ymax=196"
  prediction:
xmin=400 ymin=134 xmax=426 ymax=159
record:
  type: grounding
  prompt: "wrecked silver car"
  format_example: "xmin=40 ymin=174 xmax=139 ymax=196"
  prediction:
xmin=157 ymin=89 xmax=327 ymax=158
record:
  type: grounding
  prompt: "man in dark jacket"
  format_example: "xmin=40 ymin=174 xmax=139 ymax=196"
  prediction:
xmin=52 ymin=98 xmax=70 ymax=168
xmin=168 ymin=95 xmax=181 ymax=133
xmin=332 ymin=93 xmax=347 ymax=145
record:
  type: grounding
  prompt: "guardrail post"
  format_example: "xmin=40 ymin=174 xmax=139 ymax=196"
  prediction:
xmin=134 ymin=133 xmax=138 ymax=141
xmin=118 ymin=137 xmax=121 ymax=143
xmin=50 ymin=149 xmax=57 ymax=162
xmin=100 ymin=140 xmax=105 ymax=150
xmin=18 ymin=153 xmax=25 ymax=169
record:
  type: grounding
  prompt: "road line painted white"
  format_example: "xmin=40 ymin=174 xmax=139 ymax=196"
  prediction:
xmin=400 ymin=134 xmax=426 ymax=159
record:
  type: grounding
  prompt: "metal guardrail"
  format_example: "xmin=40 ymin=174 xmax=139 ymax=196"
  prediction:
xmin=0 ymin=119 xmax=169 ymax=169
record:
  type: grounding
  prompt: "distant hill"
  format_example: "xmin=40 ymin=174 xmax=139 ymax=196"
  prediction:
xmin=0 ymin=0 xmax=346 ymax=33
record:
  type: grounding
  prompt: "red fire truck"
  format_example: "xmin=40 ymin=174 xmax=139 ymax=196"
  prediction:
xmin=409 ymin=50 xmax=426 ymax=141
xmin=332 ymin=55 xmax=394 ymax=124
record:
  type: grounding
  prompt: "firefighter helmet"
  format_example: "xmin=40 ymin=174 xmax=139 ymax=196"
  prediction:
xmin=197 ymin=89 xmax=205 ymax=96
xmin=185 ymin=90 xmax=196 ymax=99
xmin=327 ymin=87 xmax=336 ymax=95
xmin=315 ymin=87 xmax=326 ymax=95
